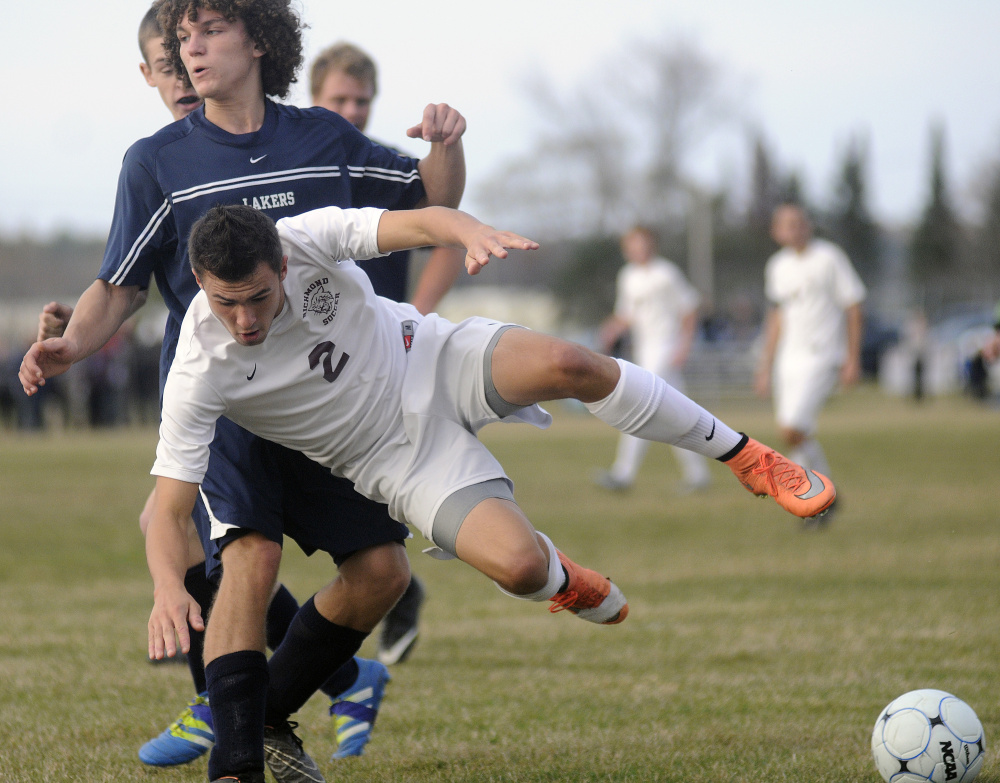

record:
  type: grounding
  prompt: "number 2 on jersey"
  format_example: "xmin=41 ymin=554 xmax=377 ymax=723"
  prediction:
xmin=308 ymin=341 xmax=350 ymax=383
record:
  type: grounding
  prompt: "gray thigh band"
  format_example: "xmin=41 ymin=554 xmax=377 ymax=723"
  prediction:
xmin=431 ymin=478 xmax=515 ymax=557
xmin=483 ymin=325 xmax=526 ymax=418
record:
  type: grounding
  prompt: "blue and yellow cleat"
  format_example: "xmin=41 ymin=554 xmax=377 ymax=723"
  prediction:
xmin=329 ymin=658 xmax=390 ymax=758
xmin=139 ymin=692 xmax=214 ymax=766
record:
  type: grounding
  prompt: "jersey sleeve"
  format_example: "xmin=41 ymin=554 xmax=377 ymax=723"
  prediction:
xmin=99 ymin=142 xmax=178 ymax=289
xmin=668 ymin=264 xmax=701 ymax=314
xmin=278 ymin=206 xmax=387 ymax=268
xmin=341 ymin=128 xmax=426 ymax=211
xmin=151 ymin=351 xmax=225 ymax=485
xmin=829 ymin=244 xmax=867 ymax=308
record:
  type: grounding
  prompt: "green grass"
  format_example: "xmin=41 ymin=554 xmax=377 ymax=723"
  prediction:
xmin=1 ymin=386 xmax=998 ymax=782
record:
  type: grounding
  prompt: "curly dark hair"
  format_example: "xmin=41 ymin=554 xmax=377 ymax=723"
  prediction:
xmin=154 ymin=0 xmax=305 ymax=99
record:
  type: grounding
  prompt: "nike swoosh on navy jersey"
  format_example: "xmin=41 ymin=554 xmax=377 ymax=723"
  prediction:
xmin=794 ymin=469 xmax=826 ymax=499
xmin=250 ymin=155 xmax=267 ymax=164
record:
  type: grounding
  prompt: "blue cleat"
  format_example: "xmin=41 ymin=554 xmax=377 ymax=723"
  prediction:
xmin=329 ymin=658 xmax=390 ymax=758
xmin=139 ymin=692 xmax=214 ymax=766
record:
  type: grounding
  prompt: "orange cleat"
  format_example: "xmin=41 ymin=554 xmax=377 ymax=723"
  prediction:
xmin=549 ymin=551 xmax=628 ymax=625
xmin=724 ymin=437 xmax=836 ymax=519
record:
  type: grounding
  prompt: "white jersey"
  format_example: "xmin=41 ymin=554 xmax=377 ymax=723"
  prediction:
xmin=764 ymin=238 xmax=866 ymax=364
xmin=153 ymin=206 xmax=548 ymax=535
xmin=154 ymin=206 xmax=415 ymax=504
xmin=615 ymin=257 xmax=699 ymax=369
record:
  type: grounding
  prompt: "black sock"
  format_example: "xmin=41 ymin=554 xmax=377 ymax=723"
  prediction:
xmin=319 ymin=657 xmax=359 ymax=700
xmin=206 ymin=650 xmax=268 ymax=782
xmin=264 ymin=596 xmax=368 ymax=725
xmin=265 ymin=583 xmax=300 ymax=651
xmin=183 ymin=563 xmax=218 ymax=694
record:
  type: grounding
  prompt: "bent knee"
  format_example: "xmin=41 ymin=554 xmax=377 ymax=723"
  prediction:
xmin=221 ymin=532 xmax=283 ymax=582
xmin=545 ymin=341 xmax=605 ymax=396
xmin=494 ymin=546 xmax=549 ymax=596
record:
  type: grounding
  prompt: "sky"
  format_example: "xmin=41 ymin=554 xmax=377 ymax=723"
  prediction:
xmin=1 ymin=0 xmax=998 ymax=236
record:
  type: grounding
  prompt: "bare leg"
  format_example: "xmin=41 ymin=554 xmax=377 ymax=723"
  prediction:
xmin=453 ymin=497 xmax=550 ymax=595
xmin=204 ymin=532 xmax=281 ymax=663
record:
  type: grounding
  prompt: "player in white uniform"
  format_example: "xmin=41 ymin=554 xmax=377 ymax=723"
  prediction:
xmin=595 ymin=226 xmax=711 ymax=492
xmin=89 ymin=199 xmax=838 ymax=647
xmin=19 ymin=203 xmax=836 ymax=780
xmin=755 ymin=204 xmax=865 ymax=523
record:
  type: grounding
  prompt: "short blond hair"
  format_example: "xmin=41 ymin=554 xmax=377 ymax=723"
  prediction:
xmin=309 ymin=42 xmax=377 ymax=100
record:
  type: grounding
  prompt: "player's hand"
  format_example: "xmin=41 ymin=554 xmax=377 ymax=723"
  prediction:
xmin=18 ymin=338 xmax=78 ymax=396
xmin=37 ymin=301 xmax=73 ymax=341
xmin=407 ymin=103 xmax=466 ymax=146
xmin=462 ymin=227 xmax=539 ymax=275
xmin=148 ymin=586 xmax=204 ymax=661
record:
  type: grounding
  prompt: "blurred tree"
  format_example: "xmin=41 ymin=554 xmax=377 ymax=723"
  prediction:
xmin=975 ymin=154 xmax=1000 ymax=280
xmin=826 ymin=134 xmax=881 ymax=286
xmin=909 ymin=123 xmax=960 ymax=293
xmin=550 ymin=235 xmax=621 ymax=326
xmin=476 ymin=35 xmax=739 ymax=240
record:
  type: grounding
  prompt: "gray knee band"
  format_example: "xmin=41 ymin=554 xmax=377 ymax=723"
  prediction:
xmin=431 ymin=478 xmax=514 ymax=557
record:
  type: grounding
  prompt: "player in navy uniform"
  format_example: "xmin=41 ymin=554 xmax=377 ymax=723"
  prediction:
xmin=19 ymin=0 xmax=466 ymax=780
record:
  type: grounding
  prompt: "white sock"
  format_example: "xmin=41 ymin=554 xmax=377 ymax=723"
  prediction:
xmin=494 ymin=531 xmax=564 ymax=601
xmin=586 ymin=359 xmax=742 ymax=459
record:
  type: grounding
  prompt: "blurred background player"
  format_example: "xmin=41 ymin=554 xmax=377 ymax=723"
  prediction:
xmin=34 ymin=5 xmax=466 ymax=774
xmin=754 ymin=203 xmax=865 ymax=526
xmin=309 ymin=41 xmax=466 ymax=666
xmin=593 ymin=225 xmax=711 ymax=493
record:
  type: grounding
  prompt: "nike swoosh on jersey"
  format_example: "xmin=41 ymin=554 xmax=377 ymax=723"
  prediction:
xmin=247 ymin=364 xmax=257 ymax=381
xmin=705 ymin=419 xmax=716 ymax=441
xmin=250 ymin=155 xmax=268 ymax=164
xmin=794 ymin=469 xmax=826 ymax=500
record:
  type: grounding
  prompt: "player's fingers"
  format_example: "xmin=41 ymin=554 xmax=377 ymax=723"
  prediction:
xmin=149 ymin=617 xmax=167 ymax=660
xmin=464 ymin=253 xmax=485 ymax=276
xmin=420 ymin=103 xmax=441 ymax=142
xmin=188 ymin=602 xmax=205 ymax=634
xmin=439 ymin=110 xmax=466 ymax=146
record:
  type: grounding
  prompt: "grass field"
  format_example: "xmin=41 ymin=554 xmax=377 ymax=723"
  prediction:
xmin=1 ymin=386 xmax=998 ymax=782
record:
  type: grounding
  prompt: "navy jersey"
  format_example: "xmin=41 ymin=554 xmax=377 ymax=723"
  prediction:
xmin=353 ymin=138 xmax=417 ymax=303
xmin=98 ymin=100 xmax=425 ymax=376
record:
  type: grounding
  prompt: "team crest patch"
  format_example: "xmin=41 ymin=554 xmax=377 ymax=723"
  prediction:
xmin=302 ymin=277 xmax=340 ymax=325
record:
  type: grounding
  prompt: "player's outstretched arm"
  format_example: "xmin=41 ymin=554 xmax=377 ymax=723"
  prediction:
xmin=146 ymin=477 xmax=205 ymax=661
xmin=19 ymin=281 xmax=144 ymax=395
xmin=376 ymin=207 xmax=538 ymax=276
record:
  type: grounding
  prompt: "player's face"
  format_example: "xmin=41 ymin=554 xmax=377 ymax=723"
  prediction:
xmin=176 ymin=9 xmax=264 ymax=102
xmin=771 ymin=206 xmax=812 ymax=251
xmin=313 ymin=71 xmax=374 ymax=131
xmin=140 ymin=36 xmax=203 ymax=121
xmin=198 ymin=259 xmax=288 ymax=347
xmin=621 ymin=231 xmax=655 ymax=265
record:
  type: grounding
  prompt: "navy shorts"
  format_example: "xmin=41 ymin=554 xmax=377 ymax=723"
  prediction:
xmin=192 ymin=417 xmax=409 ymax=581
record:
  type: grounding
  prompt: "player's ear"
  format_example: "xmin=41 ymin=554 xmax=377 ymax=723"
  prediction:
xmin=193 ymin=271 xmax=204 ymax=290
xmin=140 ymin=61 xmax=155 ymax=87
xmin=279 ymin=256 xmax=288 ymax=281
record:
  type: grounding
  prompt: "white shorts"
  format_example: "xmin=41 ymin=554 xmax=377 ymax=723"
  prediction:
xmin=773 ymin=354 xmax=840 ymax=434
xmin=351 ymin=313 xmax=551 ymax=544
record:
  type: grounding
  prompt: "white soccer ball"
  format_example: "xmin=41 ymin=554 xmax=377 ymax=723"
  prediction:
xmin=871 ymin=689 xmax=986 ymax=782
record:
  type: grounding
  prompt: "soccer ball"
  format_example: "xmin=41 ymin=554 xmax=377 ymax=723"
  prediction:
xmin=871 ymin=689 xmax=986 ymax=782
